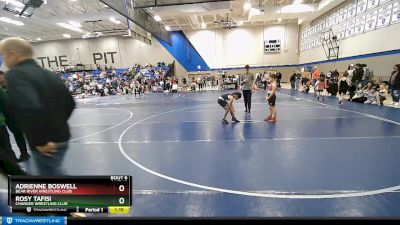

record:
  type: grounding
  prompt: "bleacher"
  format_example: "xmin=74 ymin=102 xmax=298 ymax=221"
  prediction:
xmin=60 ymin=63 xmax=174 ymax=96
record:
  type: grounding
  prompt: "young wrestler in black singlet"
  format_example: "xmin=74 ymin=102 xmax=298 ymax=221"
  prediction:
xmin=218 ymin=92 xmax=242 ymax=124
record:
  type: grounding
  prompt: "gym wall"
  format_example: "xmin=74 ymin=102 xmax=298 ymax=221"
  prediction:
xmin=32 ymin=36 xmax=187 ymax=78
xmin=185 ymin=24 xmax=299 ymax=69
xmin=299 ymin=0 xmax=400 ymax=80
xmin=301 ymin=51 xmax=400 ymax=79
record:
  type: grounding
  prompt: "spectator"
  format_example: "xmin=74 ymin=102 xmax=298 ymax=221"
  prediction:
xmin=0 ymin=37 xmax=75 ymax=176
xmin=262 ymin=71 xmax=269 ymax=90
xmin=0 ymin=86 xmax=18 ymax=163
xmin=312 ymin=66 xmax=321 ymax=86
xmin=301 ymin=74 xmax=311 ymax=93
xmin=331 ymin=69 xmax=339 ymax=78
xmin=295 ymin=71 xmax=302 ymax=90
xmin=338 ymin=71 xmax=351 ymax=105
xmin=290 ymin=72 xmax=296 ymax=90
xmin=315 ymin=76 xmax=326 ymax=101
xmin=191 ymin=80 xmax=196 ymax=91
xmin=0 ymin=71 xmax=30 ymax=161
xmin=362 ymin=64 xmax=373 ymax=84
xmin=364 ymin=87 xmax=379 ymax=105
xmin=352 ymin=64 xmax=364 ymax=84
xmin=171 ymin=83 xmax=178 ymax=93
xmin=389 ymin=64 xmax=400 ymax=106
xmin=197 ymin=75 xmax=202 ymax=91
xmin=347 ymin=64 xmax=355 ymax=79
xmin=0 ymin=150 xmax=27 ymax=176
xmin=378 ymin=82 xmax=389 ymax=105
xmin=352 ymin=82 xmax=373 ymax=103
xmin=182 ymin=77 xmax=187 ymax=86
xmin=276 ymin=71 xmax=282 ymax=88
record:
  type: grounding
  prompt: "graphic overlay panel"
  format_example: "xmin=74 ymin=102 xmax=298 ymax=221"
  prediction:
xmin=8 ymin=176 xmax=132 ymax=214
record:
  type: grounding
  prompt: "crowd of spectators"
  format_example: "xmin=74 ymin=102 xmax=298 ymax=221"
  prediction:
xmin=57 ymin=62 xmax=400 ymax=108
xmin=57 ymin=63 xmax=180 ymax=98
xmin=288 ymin=64 xmax=398 ymax=107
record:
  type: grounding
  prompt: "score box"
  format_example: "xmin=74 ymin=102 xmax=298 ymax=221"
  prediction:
xmin=8 ymin=176 xmax=132 ymax=214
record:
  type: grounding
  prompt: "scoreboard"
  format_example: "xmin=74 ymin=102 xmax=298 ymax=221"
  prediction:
xmin=264 ymin=39 xmax=281 ymax=53
xmin=8 ymin=176 xmax=132 ymax=214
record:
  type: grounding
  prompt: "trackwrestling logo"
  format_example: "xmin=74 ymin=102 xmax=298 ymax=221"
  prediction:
xmin=2 ymin=217 xmax=65 ymax=225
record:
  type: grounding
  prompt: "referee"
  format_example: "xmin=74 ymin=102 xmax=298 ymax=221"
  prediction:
xmin=240 ymin=65 xmax=256 ymax=115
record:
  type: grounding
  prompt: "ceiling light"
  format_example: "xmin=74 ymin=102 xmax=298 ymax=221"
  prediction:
xmin=282 ymin=4 xmax=314 ymax=13
xmin=277 ymin=18 xmax=282 ymax=22
xmin=36 ymin=38 xmax=42 ymax=41
xmin=57 ymin=23 xmax=84 ymax=33
xmin=14 ymin=14 xmax=28 ymax=18
xmin=201 ymin=22 xmax=206 ymax=29
xmin=293 ymin=0 xmax=303 ymax=4
xmin=165 ymin=26 xmax=171 ymax=31
xmin=109 ymin=17 xmax=121 ymax=24
xmin=82 ymin=32 xmax=102 ymax=39
xmin=243 ymin=1 xmax=251 ymax=11
xmin=68 ymin=21 xmax=82 ymax=28
xmin=2 ymin=0 xmax=44 ymax=17
xmin=63 ymin=34 xmax=71 ymax=38
xmin=0 ymin=17 xmax=24 ymax=26
xmin=154 ymin=15 xmax=162 ymax=22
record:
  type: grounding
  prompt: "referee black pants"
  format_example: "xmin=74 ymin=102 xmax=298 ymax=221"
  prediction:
xmin=243 ymin=90 xmax=252 ymax=112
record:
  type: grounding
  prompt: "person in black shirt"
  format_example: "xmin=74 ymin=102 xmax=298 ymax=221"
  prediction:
xmin=0 ymin=150 xmax=27 ymax=176
xmin=348 ymin=64 xmax=364 ymax=100
xmin=290 ymin=72 xmax=296 ymax=90
xmin=295 ymin=72 xmax=302 ymax=90
xmin=218 ymin=92 xmax=241 ymax=124
xmin=276 ymin=71 xmax=282 ymax=88
xmin=331 ymin=69 xmax=339 ymax=78
xmin=352 ymin=64 xmax=364 ymax=84
xmin=0 ymin=85 xmax=18 ymax=163
xmin=301 ymin=74 xmax=310 ymax=93
xmin=0 ymin=71 xmax=30 ymax=162
xmin=0 ymin=37 xmax=75 ymax=176
xmin=389 ymin=64 xmax=400 ymax=105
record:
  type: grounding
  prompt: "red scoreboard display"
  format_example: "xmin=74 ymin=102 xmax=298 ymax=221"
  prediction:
xmin=8 ymin=176 xmax=132 ymax=214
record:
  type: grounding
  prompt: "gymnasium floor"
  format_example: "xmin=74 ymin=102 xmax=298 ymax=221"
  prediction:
xmin=2 ymin=87 xmax=400 ymax=217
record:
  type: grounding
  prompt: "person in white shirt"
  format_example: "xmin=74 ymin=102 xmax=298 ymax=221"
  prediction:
xmin=262 ymin=72 xmax=270 ymax=90
xmin=172 ymin=83 xmax=178 ymax=93
xmin=347 ymin=64 xmax=355 ymax=80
